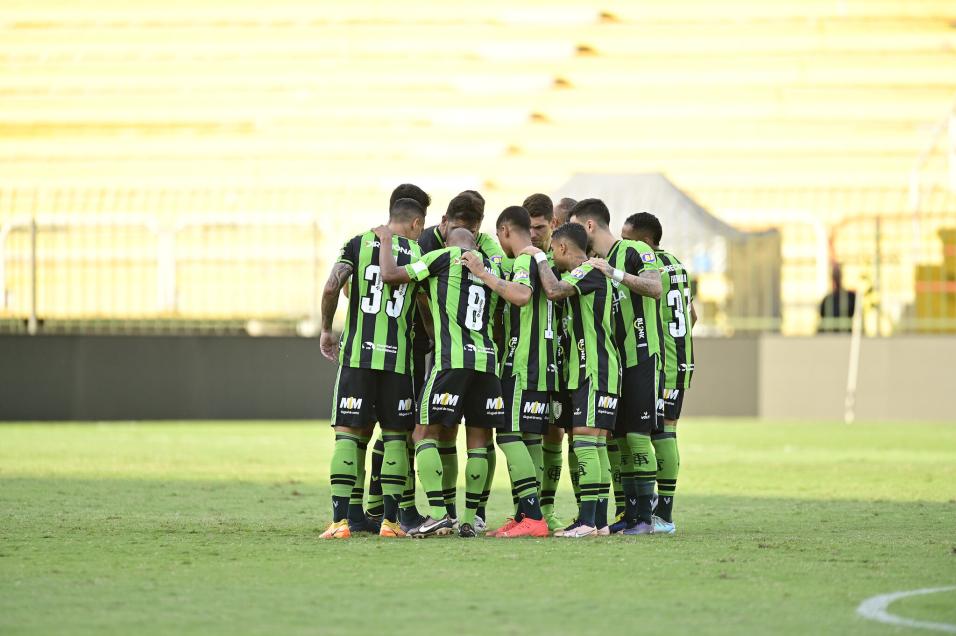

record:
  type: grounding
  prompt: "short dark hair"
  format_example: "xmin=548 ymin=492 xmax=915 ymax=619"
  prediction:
xmin=496 ymin=206 xmax=531 ymax=232
xmin=557 ymin=197 xmax=577 ymax=211
xmin=390 ymin=197 xmax=426 ymax=222
xmin=551 ymin=222 xmax=588 ymax=252
xmin=445 ymin=193 xmax=483 ymax=226
xmin=460 ymin=190 xmax=485 ymax=214
xmin=522 ymin=193 xmax=553 ymax=221
xmin=569 ymin=198 xmax=610 ymax=227
xmin=624 ymin=212 xmax=663 ymax=245
xmin=390 ymin=183 xmax=430 ymax=210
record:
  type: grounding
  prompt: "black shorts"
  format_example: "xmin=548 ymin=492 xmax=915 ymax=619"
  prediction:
xmin=615 ymin=362 xmax=659 ymax=435
xmin=331 ymin=367 xmax=416 ymax=431
xmin=660 ymin=387 xmax=685 ymax=422
xmin=419 ymin=368 xmax=506 ymax=429
xmin=569 ymin=379 xmax=618 ymax=431
xmin=551 ymin=390 xmax=573 ymax=430
xmin=501 ymin=376 xmax=550 ymax=434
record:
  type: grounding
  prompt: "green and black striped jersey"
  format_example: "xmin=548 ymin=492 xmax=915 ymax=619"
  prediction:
xmin=336 ymin=231 xmax=421 ymax=374
xmin=418 ymin=225 xmax=506 ymax=264
xmin=606 ymin=239 xmax=663 ymax=369
xmin=561 ymin=263 xmax=621 ymax=394
xmin=657 ymin=249 xmax=695 ymax=389
xmin=501 ymin=254 xmax=560 ymax=391
xmin=405 ymin=247 xmax=501 ymax=373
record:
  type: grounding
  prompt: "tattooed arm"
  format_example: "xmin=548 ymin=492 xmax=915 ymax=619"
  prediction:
xmin=320 ymin=261 xmax=353 ymax=361
xmin=460 ymin=251 xmax=532 ymax=307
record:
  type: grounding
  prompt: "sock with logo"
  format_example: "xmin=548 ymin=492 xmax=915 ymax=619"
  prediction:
xmin=380 ymin=433 xmax=409 ymax=523
xmin=414 ymin=439 xmax=447 ymax=519
xmin=607 ymin=438 xmax=625 ymax=517
xmin=541 ymin=439 xmax=563 ymax=517
xmin=438 ymin=440 xmax=458 ymax=519
xmin=463 ymin=446 xmax=489 ymax=527
xmin=399 ymin=441 xmax=419 ymax=524
xmin=626 ymin=432 xmax=657 ymax=524
xmin=572 ymin=437 xmax=600 ymax=527
xmin=617 ymin=435 xmax=639 ymax=523
xmin=523 ymin=433 xmax=544 ymax=494
xmin=329 ymin=432 xmax=359 ymax=523
xmin=568 ymin=445 xmax=582 ymax=507
xmin=347 ymin=435 xmax=371 ymax=524
xmin=595 ymin=437 xmax=611 ymax=529
xmin=652 ymin=422 xmax=680 ymax=523
xmin=497 ymin=432 xmax=543 ymax=520
xmin=366 ymin=436 xmax=385 ymax=517
xmin=477 ymin=442 xmax=495 ymax=521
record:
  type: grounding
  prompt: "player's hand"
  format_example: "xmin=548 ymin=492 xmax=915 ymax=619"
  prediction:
xmin=520 ymin=245 xmax=543 ymax=257
xmin=372 ymin=225 xmax=392 ymax=242
xmin=587 ymin=257 xmax=612 ymax=276
xmin=319 ymin=330 xmax=340 ymax=362
xmin=460 ymin=250 xmax=485 ymax=274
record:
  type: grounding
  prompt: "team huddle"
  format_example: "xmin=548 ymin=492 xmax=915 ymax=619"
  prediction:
xmin=318 ymin=184 xmax=695 ymax=539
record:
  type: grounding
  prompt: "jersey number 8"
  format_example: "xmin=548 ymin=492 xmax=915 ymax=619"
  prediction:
xmin=464 ymin=285 xmax=486 ymax=330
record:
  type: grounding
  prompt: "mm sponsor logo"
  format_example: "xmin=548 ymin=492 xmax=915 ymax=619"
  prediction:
xmin=597 ymin=395 xmax=618 ymax=410
xmin=397 ymin=398 xmax=413 ymax=412
xmin=340 ymin=396 xmax=363 ymax=410
xmin=486 ymin=397 xmax=505 ymax=410
xmin=432 ymin=393 xmax=460 ymax=407
xmin=523 ymin=401 xmax=549 ymax=415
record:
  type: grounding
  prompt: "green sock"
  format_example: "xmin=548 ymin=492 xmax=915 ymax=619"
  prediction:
xmin=463 ymin=446 xmax=488 ymax=526
xmin=329 ymin=432 xmax=359 ymax=522
xmin=652 ymin=423 xmax=680 ymax=522
xmin=399 ymin=441 xmax=418 ymax=524
xmin=595 ymin=438 xmax=611 ymax=529
xmin=568 ymin=445 xmax=581 ymax=507
xmin=415 ymin=439 xmax=446 ymax=519
xmin=541 ymin=441 xmax=563 ymax=517
xmin=477 ymin=442 xmax=495 ymax=520
xmin=618 ymin=435 xmax=639 ymax=523
xmin=572 ymin=437 xmax=600 ymax=527
xmin=607 ymin=438 xmax=625 ymax=516
xmin=347 ymin=435 xmax=371 ymax=523
xmin=438 ymin=440 xmax=458 ymax=519
xmin=523 ymin=434 xmax=544 ymax=494
xmin=366 ymin=436 xmax=385 ymax=517
xmin=380 ymin=434 xmax=409 ymax=523
xmin=498 ymin=433 xmax=542 ymax=520
xmin=626 ymin=432 xmax=657 ymax=524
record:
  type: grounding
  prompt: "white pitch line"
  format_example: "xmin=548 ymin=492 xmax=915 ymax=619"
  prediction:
xmin=857 ymin=586 xmax=956 ymax=633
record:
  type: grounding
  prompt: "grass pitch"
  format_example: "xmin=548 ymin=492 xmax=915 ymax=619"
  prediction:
xmin=1 ymin=420 xmax=954 ymax=635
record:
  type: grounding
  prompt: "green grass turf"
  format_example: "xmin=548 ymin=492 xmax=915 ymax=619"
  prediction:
xmin=1 ymin=419 xmax=954 ymax=635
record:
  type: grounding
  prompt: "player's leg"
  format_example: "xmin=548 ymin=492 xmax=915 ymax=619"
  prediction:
xmin=491 ymin=379 xmax=548 ymax=538
xmin=607 ymin=436 xmax=625 ymax=518
xmin=437 ymin=427 xmax=459 ymax=522
xmin=540 ymin=410 xmax=565 ymax=530
xmin=407 ymin=368 xmax=462 ymax=538
xmin=652 ymin=387 xmax=683 ymax=534
xmin=322 ymin=367 xmax=375 ymax=539
xmin=620 ymin=362 xmax=658 ymax=535
xmin=595 ymin=431 xmax=611 ymax=535
xmin=346 ymin=429 xmax=374 ymax=532
xmin=523 ymin=433 xmax=544 ymax=496
xmin=557 ymin=381 xmax=617 ymax=538
xmin=366 ymin=436 xmax=385 ymax=520
xmin=476 ymin=440 xmax=495 ymax=531
xmin=373 ymin=371 xmax=416 ymax=537
xmin=398 ymin=434 xmax=422 ymax=531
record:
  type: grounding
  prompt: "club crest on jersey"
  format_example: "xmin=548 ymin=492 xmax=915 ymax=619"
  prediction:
xmin=641 ymin=252 xmax=656 ymax=264
xmin=570 ymin=267 xmax=586 ymax=279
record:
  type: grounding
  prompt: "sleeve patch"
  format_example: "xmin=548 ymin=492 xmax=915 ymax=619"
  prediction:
xmin=490 ymin=254 xmax=503 ymax=264
xmin=570 ymin=267 xmax=586 ymax=279
xmin=513 ymin=269 xmax=530 ymax=281
xmin=641 ymin=252 xmax=657 ymax=263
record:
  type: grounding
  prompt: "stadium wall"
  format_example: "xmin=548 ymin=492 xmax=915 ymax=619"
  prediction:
xmin=0 ymin=335 xmax=953 ymax=422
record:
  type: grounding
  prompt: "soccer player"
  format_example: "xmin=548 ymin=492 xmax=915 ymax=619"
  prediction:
xmin=413 ymin=192 xmax=505 ymax=531
xmin=523 ymin=193 xmax=568 ymax=530
xmin=553 ymin=197 xmax=577 ymax=228
xmin=366 ymin=184 xmax=432 ymax=526
xmin=623 ymin=212 xmax=695 ymax=534
xmin=377 ymin=226 xmax=506 ymax=538
xmin=522 ymin=222 xmax=621 ymax=538
xmin=462 ymin=205 xmax=552 ymax=538
xmin=571 ymin=199 xmax=663 ymax=536
xmin=318 ymin=197 xmax=427 ymax=539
